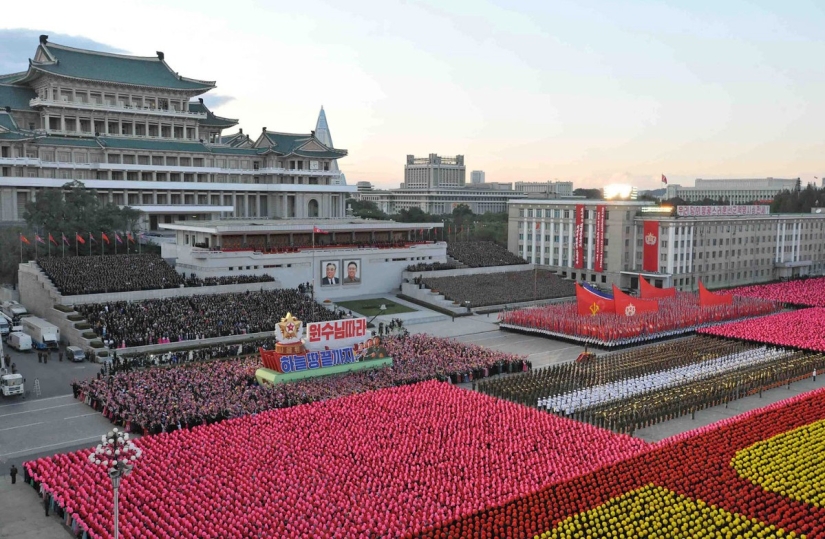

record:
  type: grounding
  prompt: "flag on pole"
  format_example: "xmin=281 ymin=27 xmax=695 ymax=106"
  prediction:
xmin=35 ymin=234 xmax=46 ymax=245
xmin=535 ymin=222 xmax=540 ymax=231
xmin=115 ymin=233 xmax=123 ymax=244
xmin=48 ymin=233 xmax=58 ymax=246
xmin=62 ymin=233 xmax=70 ymax=246
xmin=20 ymin=234 xmax=30 ymax=245
xmin=661 ymin=174 xmax=668 ymax=184
xmin=127 ymin=232 xmax=135 ymax=243
xmin=312 ymin=226 xmax=328 ymax=234
xmin=88 ymin=232 xmax=97 ymax=243
xmin=75 ymin=233 xmax=86 ymax=244
xmin=101 ymin=232 xmax=110 ymax=245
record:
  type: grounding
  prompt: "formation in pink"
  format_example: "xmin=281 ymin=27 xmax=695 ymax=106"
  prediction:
xmin=74 ymin=335 xmax=527 ymax=433
xmin=501 ymin=292 xmax=777 ymax=346
xmin=25 ymin=381 xmax=646 ymax=539
xmin=729 ymin=277 xmax=825 ymax=307
xmin=700 ymin=308 xmax=825 ymax=352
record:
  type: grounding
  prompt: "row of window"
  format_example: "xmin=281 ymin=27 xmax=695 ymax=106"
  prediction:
xmin=519 ymin=208 xmax=611 ymax=220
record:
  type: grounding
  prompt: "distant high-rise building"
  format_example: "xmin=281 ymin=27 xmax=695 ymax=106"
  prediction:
xmin=665 ymin=178 xmax=799 ymax=204
xmin=514 ymin=181 xmax=574 ymax=198
xmin=404 ymin=154 xmax=465 ymax=189
xmin=471 ymin=170 xmax=485 ymax=184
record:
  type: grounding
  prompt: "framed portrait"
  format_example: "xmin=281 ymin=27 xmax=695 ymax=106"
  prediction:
xmin=320 ymin=260 xmax=341 ymax=286
xmin=342 ymin=259 xmax=361 ymax=285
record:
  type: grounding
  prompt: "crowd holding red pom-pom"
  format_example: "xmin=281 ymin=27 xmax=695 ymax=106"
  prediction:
xmin=500 ymin=293 xmax=777 ymax=346
xmin=700 ymin=308 xmax=825 ymax=352
xmin=413 ymin=387 xmax=825 ymax=539
xmin=730 ymin=277 xmax=825 ymax=307
xmin=73 ymin=334 xmax=529 ymax=435
xmin=25 ymin=381 xmax=646 ymax=539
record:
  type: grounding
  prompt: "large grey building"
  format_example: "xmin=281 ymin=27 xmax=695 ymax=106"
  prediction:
xmin=470 ymin=170 xmax=485 ymax=184
xmin=404 ymin=154 xmax=465 ymax=189
xmin=508 ymin=200 xmax=825 ymax=291
xmin=0 ymin=36 xmax=353 ymax=228
xmin=665 ymin=178 xmax=799 ymax=204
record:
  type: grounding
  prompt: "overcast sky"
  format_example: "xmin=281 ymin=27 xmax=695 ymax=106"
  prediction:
xmin=2 ymin=0 xmax=824 ymax=190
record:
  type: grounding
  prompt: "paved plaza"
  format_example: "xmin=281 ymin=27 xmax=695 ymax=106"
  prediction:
xmin=2 ymin=309 xmax=824 ymax=539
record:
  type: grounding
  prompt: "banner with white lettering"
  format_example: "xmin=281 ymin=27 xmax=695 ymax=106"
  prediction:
xmin=594 ymin=205 xmax=606 ymax=273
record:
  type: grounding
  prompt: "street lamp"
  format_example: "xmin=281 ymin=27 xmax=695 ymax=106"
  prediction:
xmin=88 ymin=428 xmax=141 ymax=539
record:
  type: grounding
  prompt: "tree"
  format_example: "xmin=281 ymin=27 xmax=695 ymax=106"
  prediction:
xmin=451 ymin=204 xmax=473 ymax=225
xmin=347 ymin=199 xmax=388 ymax=220
xmin=573 ymin=188 xmax=603 ymax=200
xmin=395 ymin=207 xmax=431 ymax=223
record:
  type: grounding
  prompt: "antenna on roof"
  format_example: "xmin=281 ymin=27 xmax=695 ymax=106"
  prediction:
xmin=311 ymin=130 xmax=316 ymax=137
xmin=39 ymin=35 xmax=48 ymax=45
xmin=156 ymin=51 xmax=164 ymax=61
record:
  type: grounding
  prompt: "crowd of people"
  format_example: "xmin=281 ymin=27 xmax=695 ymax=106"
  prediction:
xmin=75 ymin=288 xmax=341 ymax=347
xmin=405 ymin=261 xmax=457 ymax=272
xmin=416 ymin=388 xmax=825 ymax=538
xmin=72 ymin=334 xmax=528 ymax=434
xmin=447 ymin=241 xmax=528 ymax=267
xmin=728 ymin=276 xmax=825 ymax=307
xmin=422 ymin=269 xmax=575 ymax=307
xmin=479 ymin=335 xmax=825 ymax=434
xmin=700 ymin=307 xmax=825 ymax=352
xmin=38 ymin=254 xmax=274 ymax=295
xmin=500 ymin=292 xmax=778 ymax=346
xmin=26 ymin=381 xmax=646 ymax=539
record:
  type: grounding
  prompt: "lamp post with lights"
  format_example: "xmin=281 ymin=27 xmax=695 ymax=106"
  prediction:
xmin=88 ymin=428 xmax=141 ymax=539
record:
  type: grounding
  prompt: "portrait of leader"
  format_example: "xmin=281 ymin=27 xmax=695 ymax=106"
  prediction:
xmin=321 ymin=261 xmax=340 ymax=285
xmin=343 ymin=259 xmax=361 ymax=284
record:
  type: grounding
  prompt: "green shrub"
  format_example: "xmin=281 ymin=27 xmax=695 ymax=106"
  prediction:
xmin=54 ymin=304 xmax=74 ymax=313
xmin=89 ymin=340 xmax=104 ymax=349
xmin=97 ymin=350 xmax=110 ymax=358
xmin=82 ymin=331 xmax=98 ymax=339
xmin=67 ymin=314 xmax=85 ymax=322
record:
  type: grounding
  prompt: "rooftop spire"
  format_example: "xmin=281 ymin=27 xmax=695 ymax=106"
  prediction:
xmin=314 ymin=106 xmax=339 ymax=174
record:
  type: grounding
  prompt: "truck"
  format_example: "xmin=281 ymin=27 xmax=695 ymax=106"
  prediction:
xmin=0 ymin=341 xmax=24 ymax=397
xmin=0 ymin=301 xmax=29 ymax=324
xmin=21 ymin=316 xmax=60 ymax=350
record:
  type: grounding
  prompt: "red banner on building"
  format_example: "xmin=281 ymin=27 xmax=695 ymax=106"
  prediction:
xmin=573 ymin=204 xmax=585 ymax=269
xmin=594 ymin=205 xmax=605 ymax=273
xmin=642 ymin=221 xmax=659 ymax=273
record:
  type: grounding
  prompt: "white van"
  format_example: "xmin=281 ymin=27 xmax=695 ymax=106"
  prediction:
xmin=7 ymin=332 xmax=32 ymax=352
xmin=0 ymin=316 xmax=9 ymax=338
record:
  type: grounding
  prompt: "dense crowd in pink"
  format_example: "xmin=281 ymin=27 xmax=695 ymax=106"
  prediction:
xmin=700 ymin=308 xmax=825 ymax=352
xmin=729 ymin=277 xmax=825 ymax=307
xmin=25 ymin=381 xmax=646 ymax=539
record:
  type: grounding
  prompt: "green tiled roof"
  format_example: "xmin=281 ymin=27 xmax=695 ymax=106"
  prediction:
xmin=35 ymin=137 xmax=102 ymax=148
xmin=0 ymin=83 xmax=36 ymax=111
xmin=209 ymin=146 xmax=264 ymax=156
xmin=28 ymin=43 xmax=215 ymax=91
xmin=189 ymin=101 xmax=238 ymax=128
xmin=0 ymin=113 xmax=18 ymax=131
xmin=260 ymin=131 xmax=347 ymax=158
xmin=0 ymin=132 xmax=34 ymax=141
xmin=220 ymin=131 xmax=252 ymax=148
xmin=0 ymin=72 xmax=26 ymax=84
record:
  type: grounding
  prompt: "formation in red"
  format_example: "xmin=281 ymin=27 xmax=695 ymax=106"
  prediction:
xmin=701 ymin=307 xmax=825 ymax=352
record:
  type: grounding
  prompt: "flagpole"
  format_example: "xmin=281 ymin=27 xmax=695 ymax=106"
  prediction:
xmin=89 ymin=233 xmax=92 ymax=256
xmin=19 ymin=235 xmax=22 ymax=263
xmin=47 ymin=233 xmax=51 ymax=258
xmin=102 ymin=233 xmax=105 ymax=257
xmin=75 ymin=234 xmax=78 ymax=257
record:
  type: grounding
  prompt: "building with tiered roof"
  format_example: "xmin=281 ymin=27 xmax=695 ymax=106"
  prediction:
xmin=0 ymin=35 xmax=353 ymax=228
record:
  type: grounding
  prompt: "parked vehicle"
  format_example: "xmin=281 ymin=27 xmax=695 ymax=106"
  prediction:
xmin=7 ymin=332 xmax=32 ymax=352
xmin=21 ymin=317 xmax=60 ymax=350
xmin=0 ymin=301 xmax=29 ymax=324
xmin=0 ymin=372 xmax=24 ymax=397
xmin=0 ymin=315 xmax=9 ymax=338
xmin=66 ymin=346 xmax=86 ymax=362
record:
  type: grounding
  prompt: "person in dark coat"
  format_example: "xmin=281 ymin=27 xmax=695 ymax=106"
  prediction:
xmin=9 ymin=465 xmax=18 ymax=484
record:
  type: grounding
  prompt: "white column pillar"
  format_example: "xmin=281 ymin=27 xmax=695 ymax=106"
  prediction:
xmin=567 ymin=220 xmax=574 ymax=270
xmin=780 ymin=222 xmax=786 ymax=262
xmin=531 ymin=220 xmax=538 ymax=263
xmin=522 ymin=220 xmax=528 ymax=260
xmin=795 ymin=222 xmax=801 ymax=262
xmin=666 ymin=225 xmax=675 ymax=274
xmin=688 ymin=225 xmax=694 ymax=274
xmin=548 ymin=220 xmax=555 ymax=266
xmin=587 ymin=219 xmax=594 ymax=270
xmin=632 ymin=223 xmax=638 ymax=271
xmin=775 ymin=222 xmax=782 ymax=263
xmin=540 ymin=220 xmax=546 ymax=266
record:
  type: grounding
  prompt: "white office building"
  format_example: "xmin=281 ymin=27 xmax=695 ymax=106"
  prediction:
xmin=665 ymin=178 xmax=799 ymax=204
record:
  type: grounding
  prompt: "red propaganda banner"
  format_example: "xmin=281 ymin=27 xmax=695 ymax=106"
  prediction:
xmin=642 ymin=221 xmax=659 ymax=272
xmin=573 ymin=204 xmax=585 ymax=269
xmin=639 ymin=275 xmax=676 ymax=298
xmin=594 ymin=205 xmax=606 ymax=272
xmin=307 ymin=318 xmax=368 ymax=346
xmin=612 ymin=285 xmax=659 ymax=316
xmin=698 ymin=281 xmax=733 ymax=307
xmin=576 ymin=283 xmax=615 ymax=316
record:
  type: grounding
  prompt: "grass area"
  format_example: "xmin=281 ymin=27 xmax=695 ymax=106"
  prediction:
xmin=336 ymin=298 xmax=417 ymax=316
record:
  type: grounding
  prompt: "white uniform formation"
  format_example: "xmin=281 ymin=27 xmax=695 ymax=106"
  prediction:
xmin=538 ymin=347 xmax=792 ymax=414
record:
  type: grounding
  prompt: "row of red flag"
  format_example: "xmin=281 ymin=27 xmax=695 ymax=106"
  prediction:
xmin=20 ymin=232 xmax=139 ymax=246
xmin=576 ymin=276 xmax=733 ymax=317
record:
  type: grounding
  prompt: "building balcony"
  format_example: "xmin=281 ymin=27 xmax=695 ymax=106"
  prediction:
xmin=0 ymin=156 xmax=342 ymax=178
xmin=29 ymin=98 xmax=207 ymax=119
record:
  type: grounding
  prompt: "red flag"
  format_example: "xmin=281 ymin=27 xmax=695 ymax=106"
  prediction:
xmin=75 ymin=233 xmax=86 ymax=245
xmin=639 ymin=275 xmax=676 ymax=299
xmin=535 ymin=222 xmax=540 ymax=231
xmin=312 ymin=226 xmax=328 ymax=234
xmin=612 ymin=285 xmax=659 ymax=317
xmin=127 ymin=232 xmax=135 ymax=243
xmin=34 ymin=234 xmax=45 ymax=245
xmin=20 ymin=234 xmax=30 ymax=245
xmin=115 ymin=233 xmax=123 ymax=244
xmin=642 ymin=221 xmax=659 ymax=272
xmin=661 ymin=174 xmax=667 ymax=184
xmin=698 ymin=281 xmax=733 ymax=307
xmin=48 ymin=233 xmax=58 ymax=245
xmin=102 ymin=232 xmax=110 ymax=244
xmin=575 ymin=283 xmax=615 ymax=316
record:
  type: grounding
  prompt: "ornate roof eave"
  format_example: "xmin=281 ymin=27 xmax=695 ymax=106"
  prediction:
xmin=19 ymin=64 xmax=216 ymax=93
xmin=289 ymin=149 xmax=348 ymax=159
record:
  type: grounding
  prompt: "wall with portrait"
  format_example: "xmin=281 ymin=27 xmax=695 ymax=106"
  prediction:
xmin=320 ymin=260 xmax=341 ymax=286
xmin=342 ymin=259 xmax=362 ymax=285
